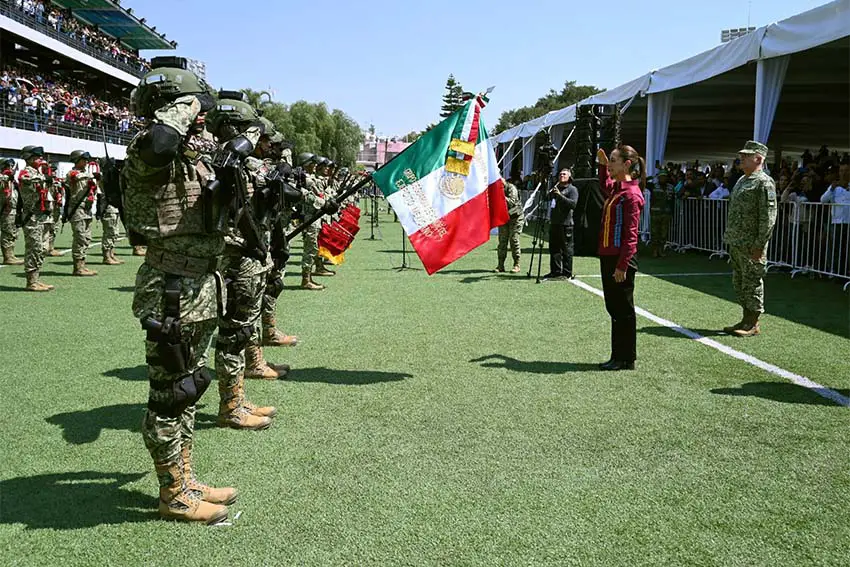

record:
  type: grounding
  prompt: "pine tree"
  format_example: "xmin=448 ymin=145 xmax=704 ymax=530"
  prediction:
xmin=440 ymin=74 xmax=465 ymax=118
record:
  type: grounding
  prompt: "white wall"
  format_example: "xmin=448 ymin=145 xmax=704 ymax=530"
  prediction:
xmin=0 ymin=14 xmax=138 ymax=86
xmin=0 ymin=126 xmax=127 ymax=159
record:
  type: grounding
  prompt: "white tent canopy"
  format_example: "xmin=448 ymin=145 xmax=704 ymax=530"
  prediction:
xmin=495 ymin=0 xmax=850 ymax=169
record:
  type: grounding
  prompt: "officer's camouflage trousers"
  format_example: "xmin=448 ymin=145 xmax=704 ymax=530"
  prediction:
xmin=729 ymin=245 xmax=767 ymax=313
xmin=301 ymin=223 xmax=320 ymax=269
xmin=497 ymin=217 xmax=523 ymax=266
xmin=45 ymin=207 xmax=61 ymax=251
xmin=650 ymin=215 xmax=671 ymax=249
xmin=102 ymin=211 xmax=121 ymax=253
xmin=141 ymin=318 xmax=216 ymax=477
xmin=262 ymin=266 xmax=285 ymax=318
xmin=216 ymin=256 xmax=265 ymax=389
xmin=71 ymin=218 xmax=92 ymax=261
xmin=23 ymin=217 xmax=45 ymax=273
xmin=0 ymin=212 xmax=17 ymax=250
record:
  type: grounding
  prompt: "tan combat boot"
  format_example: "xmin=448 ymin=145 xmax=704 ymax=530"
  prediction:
xmin=181 ymin=441 xmax=238 ymax=505
xmin=722 ymin=308 xmax=747 ymax=334
xmin=301 ymin=267 xmax=324 ymax=290
xmin=133 ymin=245 xmax=147 ymax=256
xmin=217 ymin=378 xmax=273 ymax=430
xmin=312 ymin=257 xmax=335 ymax=277
xmin=245 ymin=345 xmax=290 ymax=380
xmin=236 ymin=378 xmax=278 ymax=419
xmin=103 ymin=250 xmax=124 ymax=265
xmin=73 ymin=259 xmax=97 ymax=276
xmin=262 ymin=313 xmax=299 ymax=347
xmin=47 ymin=247 xmax=62 ymax=257
xmin=2 ymin=247 xmax=23 ymax=265
xmin=511 ymin=263 xmax=521 ymax=273
xmin=733 ymin=310 xmax=761 ymax=337
xmin=25 ymin=271 xmax=53 ymax=292
xmin=154 ymin=462 xmax=229 ymax=524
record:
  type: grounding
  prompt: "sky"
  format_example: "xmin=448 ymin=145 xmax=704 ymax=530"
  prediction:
xmin=124 ymin=0 xmax=829 ymax=137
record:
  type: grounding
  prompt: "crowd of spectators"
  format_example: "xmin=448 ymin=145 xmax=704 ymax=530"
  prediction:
xmin=0 ymin=66 xmax=140 ymax=136
xmin=2 ymin=0 xmax=151 ymax=74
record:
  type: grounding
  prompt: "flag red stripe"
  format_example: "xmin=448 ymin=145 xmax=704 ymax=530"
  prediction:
xmin=409 ymin=179 xmax=509 ymax=275
xmin=467 ymin=103 xmax=481 ymax=146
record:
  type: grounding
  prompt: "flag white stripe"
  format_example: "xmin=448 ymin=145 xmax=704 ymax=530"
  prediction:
xmin=387 ymin=139 xmax=500 ymax=237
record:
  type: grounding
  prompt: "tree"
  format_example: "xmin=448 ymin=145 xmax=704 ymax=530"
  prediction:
xmin=402 ymin=130 xmax=422 ymax=143
xmin=440 ymin=74 xmax=465 ymax=118
xmin=493 ymin=80 xmax=605 ymax=133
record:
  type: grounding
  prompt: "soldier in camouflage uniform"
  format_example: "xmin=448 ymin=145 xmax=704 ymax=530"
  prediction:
xmin=258 ymin=120 xmax=299 ymax=347
xmin=722 ymin=141 xmax=778 ymax=337
xmin=496 ymin=177 xmax=524 ymax=272
xmin=206 ymin=96 xmax=287 ymax=395
xmin=42 ymin=164 xmax=64 ymax=257
xmin=312 ymin=157 xmax=337 ymax=277
xmin=64 ymin=150 xmax=99 ymax=276
xmin=17 ymin=146 xmax=55 ymax=291
xmin=1 ymin=158 xmax=23 ymax=265
xmin=649 ymin=170 xmax=675 ymax=258
xmin=298 ymin=153 xmax=327 ymax=290
xmin=100 ymin=201 xmax=124 ymax=265
xmin=123 ymin=60 xmax=238 ymax=524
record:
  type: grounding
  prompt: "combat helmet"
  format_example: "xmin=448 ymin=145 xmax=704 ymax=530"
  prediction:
xmin=205 ymin=99 xmax=259 ymax=140
xmin=135 ymin=56 xmax=214 ymax=119
xmin=69 ymin=150 xmax=92 ymax=164
xmin=21 ymin=145 xmax=44 ymax=162
xmin=296 ymin=152 xmax=317 ymax=167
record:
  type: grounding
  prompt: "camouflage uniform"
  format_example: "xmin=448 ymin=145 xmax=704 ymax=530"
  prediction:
xmin=18 ymin=165 xmax=51 ymax=275
xmin=724 ymin=169 xmax=777 ymax=314
xmin=101 ymin=204 xmax=122 ymax=256
xmin=217 ymin=142 xmax=285 ymax=387
xmin=301 ymin=171 xmax=325 ymax=269
xmin=43 ymin=177 xmax=63 ymax=255
xmin=0 ymin=169 xmax=20 ymax=261
xmin=122 ymin=95 xmax=226 ymax=510
xmin=65 ymin=168 xmax=98 ymax=262
xmin=650 ymin=179 xmax=675 ymax=256
xmin=497 ymin=181 xmax=524 ymax=270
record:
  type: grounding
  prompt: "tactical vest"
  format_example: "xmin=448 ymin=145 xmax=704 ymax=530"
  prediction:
xmin=1 ymin=174 xmax=15 ymax=213
xmin=155 ymin=159 xmax=212 ymax=238
xmin=19 ymin=167 xmax=51 ymax=215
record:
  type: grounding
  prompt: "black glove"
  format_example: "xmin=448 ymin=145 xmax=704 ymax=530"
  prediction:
xmin=321 ymin=199 xmax=339 ymax=215
xmin=224 ymin=136 xmax=254 ymax=159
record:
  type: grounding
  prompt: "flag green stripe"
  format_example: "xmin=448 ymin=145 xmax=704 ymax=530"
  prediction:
xmin=374 ymin=102 xmax=489 ymax=198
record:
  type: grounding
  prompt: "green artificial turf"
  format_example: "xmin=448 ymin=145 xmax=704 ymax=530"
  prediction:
xmin=0 ymin=217 xmax=848 ymax=566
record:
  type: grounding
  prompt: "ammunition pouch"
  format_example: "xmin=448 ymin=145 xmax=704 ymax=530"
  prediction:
xmin=145 ymin=246 xmax=222 ymax=278
xmin=215 ymin=324 xmax=254 ymax=355
xmin=141 ymin=275 xmax=188 ymax=374
xmin=147 ymin=367 xmax=214 ymax=417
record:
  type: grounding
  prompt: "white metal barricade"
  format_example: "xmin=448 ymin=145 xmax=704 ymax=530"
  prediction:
xmin=790 ymin=202 xmax=850 ymax=289
xmin=668 ymin=198 xmax=729 ymax=259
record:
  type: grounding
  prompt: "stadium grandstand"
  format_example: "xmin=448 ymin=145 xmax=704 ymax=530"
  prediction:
xmin=0 ymin=0 xmax=175 ymax=161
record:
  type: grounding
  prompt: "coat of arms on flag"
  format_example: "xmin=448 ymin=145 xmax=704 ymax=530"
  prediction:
xmin=372 ymin=89 xmax=509 ymax=275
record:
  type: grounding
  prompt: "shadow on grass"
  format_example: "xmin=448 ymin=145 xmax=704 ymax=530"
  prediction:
xmin=0 ymin=471 xmax=157 ymax=529
xmin=46 ymin=402 xmax=219 ymax=444
xmin=470 ymin=354 xmax=599 ymax=374
xmin=110 ymin=286 xmax=136 ymax=293
xmin=640 ymin=326 xmax=729 ymax=338
xmin=711 ymin=382 xmax=850 ymax=406
xmin=287 ymin=367 xmax=412 ymax=385
xmin=0 ymin=284 xmax=30 ymax=292
xmin=104 ymin=365 xmax=147 ymax=381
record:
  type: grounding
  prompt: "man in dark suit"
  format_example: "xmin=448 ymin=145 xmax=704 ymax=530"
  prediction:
xmin=544 ymin=168 xmax=579 ymax=280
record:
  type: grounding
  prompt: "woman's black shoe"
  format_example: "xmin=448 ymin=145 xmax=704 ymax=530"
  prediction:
xmin=599 ymin=360 xmax=635 ymax=371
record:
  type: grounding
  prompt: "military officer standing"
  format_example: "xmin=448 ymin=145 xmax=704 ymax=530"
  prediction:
xmin=496 ymin=176 xmax=524 ymax=272
xmin=722 ymin=141 xmax=777 ymax=337
xmin=123 ymin=59 xmax=236 ymax=524
xmin=649 ymin=170 xmax=675 ymax=258
xmin=64 ymin=150 xmax=99 ymax=276
xmin=298 ymin=153 xmax=330 ymax=290
xmin=17 ymin=146 xmax=54 ymax=291
xmin=44 ymin=163 xmax=63 ymax=257
xmin=100 ymin=200 xmax=124 ymax=265
xmin=1 ymin=158 xmax=23 ymax=265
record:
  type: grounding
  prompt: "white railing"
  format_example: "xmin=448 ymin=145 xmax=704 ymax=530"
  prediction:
xmin=662 ymin=198 xmax=850 ymax=290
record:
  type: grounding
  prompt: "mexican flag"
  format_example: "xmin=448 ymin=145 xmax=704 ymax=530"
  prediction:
xmin=372 ymin=94 xmax=509 ymax=275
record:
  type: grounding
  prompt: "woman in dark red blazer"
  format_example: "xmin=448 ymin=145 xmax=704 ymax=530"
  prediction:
xmin=596 ymin=146 xmax=646 ymax=370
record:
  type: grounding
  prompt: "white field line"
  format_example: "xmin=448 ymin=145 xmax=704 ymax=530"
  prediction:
xmin=569 ymin=277 xmax=850 ymax=407
xmin=58 ymin=236 xmax=127 ymax=256
xmin=576 ymin=272 xmax=731 ymax=278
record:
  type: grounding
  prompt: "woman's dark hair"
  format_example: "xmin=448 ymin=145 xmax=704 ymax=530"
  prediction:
xmin=615 ymin=144 xmax=646 ymax=190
